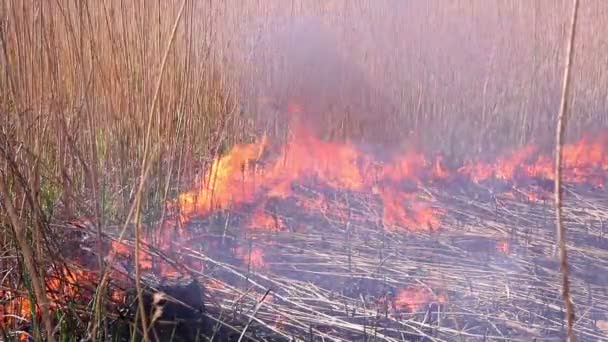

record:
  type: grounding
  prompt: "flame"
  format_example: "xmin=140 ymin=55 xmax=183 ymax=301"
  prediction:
xmin=2 ymin=220 xmax=151 ymax=328
xmin=287 ymin=102 xmax=304 ymax=114
xmin=496 ymin=240 xmax=510 ymax=254
xmin=206 ymin=279 xmax=226 ymax=290
xmin=0 ymin=115 xmax=604 ymax=342
xmin=173 ymin=121 xmax=608 ymax=240
xmin=394 ymin=286 xmax=448 ymax=312
xmin=175 ymin=123 xmax=445 ymax=233
xmin=1 ymin=267 xmax=103 ymax=330
xmin=432 ymin=155 xmax=450 ymax=180
xmin=9 ymin=120 xmax=604 ymax=331
xmin=379 ymin=189 xmax=443 ymax=231
xmin=249 ymin=206 xmax=286 ymax=232
xmin=236 ymin=247 xmax=267 ymax=269
xmin=111 ymin=240 xmax=153 ymax=270
xmin=178 ymin=136 xmax=268 ymax=221
xmin=459 ymin=133 xmax=608 ymax=186
xmin=561 ymin=134 xmax=608 ymax=184
xmin=379 ymin=151 xmax=428 ymax=182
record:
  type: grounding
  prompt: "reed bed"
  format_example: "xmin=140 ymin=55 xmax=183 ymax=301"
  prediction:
xmin=35 ymin=180 xmax=608 ymax=341
xmin=2 ymin=1 xmax=608 ymax=341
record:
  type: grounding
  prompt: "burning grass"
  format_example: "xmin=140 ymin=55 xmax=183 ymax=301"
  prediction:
xmin=3 ymin=127 xmax=608 ymax=341
xmin=3 ymin=1 xmax=608 ymax=341
xmin=8 ymin=177 xmax=608 ymax=341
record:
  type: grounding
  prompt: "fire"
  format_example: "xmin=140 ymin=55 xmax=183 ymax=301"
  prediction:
xmin=1 ymin=267 xmax=100 ymax=331
xmin=459 ymin=132 xmax=608 ymax=186
xmin=379 ymin=151 xmax=428 ymax=182
xmin=1 ymin=220 xmax=161 ymax=331
xmin=287 ymin=101 xmax=304 ymax=114
xmin=379 ymin=189 xmax=443 ymax=231
xmin=283 ymin=125 xmax=368 ymax=191
xmin=432 ymin=155 xmax=451 ymax=180
xmin=173 ymin=120 xmax=608 ymax=240
xmin=206 ymin=279 xmax=226 ymax=291
xmin=249 ymin=206 xmax=286 ymax=232
xmin=1 ymin=290 xmax=33 ymax=329
xmin=561 ymin=134 xmax=608 ymax=185
xmin=236 ymin=246 xmax=267 ymax=269
xmin=458 ymin=145 xmax=541 ymax=182
xmin=496 ymin=239 xmax=511 ymax=254
xmin=46 ymin=268 xmax=94 ymax=301
xmin=394 ymin=286 xmax=448 ymax=312
xmin=5 ymin=116 xmax=604 ymax=335
xmin=178 ymin=136 xmax=268 ymax=221
xmin=176 ymin=124 xmax=371 ymax=224
xmin=111 ymin=240 xmax=153 ymax=270
xmin=175 ymin=123 xmax=445 ymax=232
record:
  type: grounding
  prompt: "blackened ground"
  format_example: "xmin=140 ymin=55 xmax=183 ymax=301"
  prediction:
xmin=111 ymin=276 xmax=273 ymax=342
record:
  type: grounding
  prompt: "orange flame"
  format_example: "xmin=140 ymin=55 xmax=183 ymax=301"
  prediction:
xmin=6 ymin=122 xmax=607 ymax=333
xmin=175 ymin=124 xmax=446 ymax=232
xmin=394 ymin=286 xmax=448 ymax=312
xmin=178 ymin=136 xmax=269 ymax=221
xmin=236 ymin=246 xmax=267 ymax=269
xmin=174 ymin=123 xmax=608 ymax=238
xmin=432 ymin=155 xmax=451 ymax=180
xmin=459 ymin=133 xmax=608 ymax=186
xmin=249 ymin=206 xmax=286 ymax=232
xmin=2 ymin=267 xmax=106 ymax=330
xmin=379 ymin=189 xmax=443 ymax=231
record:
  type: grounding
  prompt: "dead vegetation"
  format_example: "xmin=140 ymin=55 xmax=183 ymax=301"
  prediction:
xmin=37 ymin=179 xmax=608 ymax=341
xmin=0 ymin=0 xmax=607 ymax=341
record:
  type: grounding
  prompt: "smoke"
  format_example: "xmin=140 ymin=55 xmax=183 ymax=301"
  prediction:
xmin=243 ymin=16 xmax=401 ymax=148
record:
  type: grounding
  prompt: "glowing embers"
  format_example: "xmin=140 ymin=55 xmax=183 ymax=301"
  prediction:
xmin=496 ymin=239 xmax=511 ymax=255
xmin=374 ymin=285 xmax=448 ymax=314
xmin=1 ymin=266 xmax=116 ymax=333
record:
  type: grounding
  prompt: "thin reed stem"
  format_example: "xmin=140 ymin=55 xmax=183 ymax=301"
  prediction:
xmin=133 ymin=1 xmax=188 ymax=341
xmin=0 ymin=175 xmax=56 ymax=342
xmin=554 ymin=0 xmax=580 ymax=341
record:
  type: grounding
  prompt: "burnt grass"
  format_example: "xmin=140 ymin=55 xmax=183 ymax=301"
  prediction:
xmin=45 ymin=176 xmax=608 ymax=341
xmin=175 ymin=179 xmax=606 ymax=340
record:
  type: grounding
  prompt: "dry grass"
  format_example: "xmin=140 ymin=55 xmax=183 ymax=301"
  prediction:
xmin=0 ymin=0 xmax=607 ymax=340
xmin=46 ymin=181 xmax=608 ymax=341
